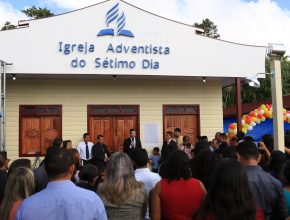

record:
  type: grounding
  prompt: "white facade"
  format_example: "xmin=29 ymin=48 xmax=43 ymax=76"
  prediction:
xmin=0 ymin=0 xmax=267 ymax=159
xmin=0 ymin=0 xmax=265 ymax=78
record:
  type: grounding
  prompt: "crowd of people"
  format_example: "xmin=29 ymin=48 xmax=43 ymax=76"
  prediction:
xmin=1 ymin=128 xmax=290 ymax=220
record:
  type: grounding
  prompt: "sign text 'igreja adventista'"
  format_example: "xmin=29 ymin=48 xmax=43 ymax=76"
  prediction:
xmin=58 ymin=42 xmax=171 ymax=70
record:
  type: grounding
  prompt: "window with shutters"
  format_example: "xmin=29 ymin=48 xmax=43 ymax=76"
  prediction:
xmin=19 ymin=105 xmax=62 ymax=156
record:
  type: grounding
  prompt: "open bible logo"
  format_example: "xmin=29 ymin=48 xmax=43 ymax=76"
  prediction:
xmin=97 ymin=2 xmax=134 ymax=37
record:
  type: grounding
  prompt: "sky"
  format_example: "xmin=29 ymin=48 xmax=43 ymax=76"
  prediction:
xmin=1 ymin=0 xmax=290 ymax=54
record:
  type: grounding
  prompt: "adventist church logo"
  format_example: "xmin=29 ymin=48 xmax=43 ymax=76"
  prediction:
xmin=98 ymin=2 xmax=134 ymax=37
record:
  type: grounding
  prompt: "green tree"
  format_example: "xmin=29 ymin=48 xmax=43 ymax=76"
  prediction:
xmin=1 ymin=6 xmax=54 ymax=30
xmin=194 ymin=18 xmax=220 ymax=39
xmin=1 ymin=21 xmax=17 ymax=30
xmin=281 ymin=56 xmax=290 ymax=95
xmin=21 ymin=6 xmax=54 ymax=19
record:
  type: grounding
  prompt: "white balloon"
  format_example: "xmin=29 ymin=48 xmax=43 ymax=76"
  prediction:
xmin=242 ymin=120 xmax=245 ymax=125
xmin=259 ymin=110 xmax=264 ymax=114
xmin=250 ymin=122 xmax=256 ymax=126
xmin=286 ymin=113 xmax=290 ymax=119
xmin=248 ymin=126 xmax=253 ymax=131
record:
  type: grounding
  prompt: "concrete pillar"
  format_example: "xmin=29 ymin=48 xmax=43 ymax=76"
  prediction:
xmin=268 ymin=44 xmax=285 ymax=151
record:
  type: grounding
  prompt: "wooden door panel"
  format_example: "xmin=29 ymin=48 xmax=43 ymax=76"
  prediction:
xmin=114 ymin=116 xmax=137 ymax=152
xmin=114 ymin=119 xmax=125 ymax=152
xmin=21 ymin=118 xmax=41 ymax=155
xmin=89 ymin=117 xmax=100 ymax=144
xmin=180 ymin=115 xmax=198 ymax=144
xmin=41 ymin=117 xmax=61 ymax=154
xmin=89 ymin=116 xmax=114 ymax=152
xmin=164 ymin=116 xmax=181 ymax=134
xmin=164 ymin=115 xmax=198 ymax=145
xmin=88 ymin=115 xmax=138 ymax=152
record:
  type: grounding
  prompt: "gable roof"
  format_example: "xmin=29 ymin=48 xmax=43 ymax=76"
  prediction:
xmin=0 ymin=0 xmax=266 ymax=78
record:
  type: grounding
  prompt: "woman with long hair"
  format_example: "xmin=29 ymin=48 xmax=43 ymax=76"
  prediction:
xmin=0 ymin=167 xmax=35 ymax=220
xmin=98 ymin=152 xmax=146 ymax=220
xmin=151 ymin=150 xmax=206 ymax=220
xmin=191 ymin=148 xmax=222 ymax=190
xmin=193 ymin=159 xmax=263 ymax=220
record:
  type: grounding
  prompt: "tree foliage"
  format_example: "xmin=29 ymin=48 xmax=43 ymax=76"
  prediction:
xmin=21 ymin=6 xmax=54 ymax=19
xmin=1 ymin=21 xmax=17 ymax=30
xmin=223 ymin=57 xmax=290 ymax=107
xmin=194 ymin=18 xmax=220 ymax=39
xmin=1 ymin=6 xmax=54 ymax=30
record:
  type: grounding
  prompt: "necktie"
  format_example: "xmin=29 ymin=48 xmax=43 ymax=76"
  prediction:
xmin=85 ymin=142 xmax=89 ymax=160
xmin=131 ymin=138 xmax=135 ymax=148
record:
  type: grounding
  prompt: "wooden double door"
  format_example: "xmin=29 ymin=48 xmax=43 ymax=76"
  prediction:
xmin=89 ymin=116 xmax=137 ymax=152
xmin=88 ymin=105 xmax=139 ymax=153
xmin=163 ymin=105 xmax=199 ymax=145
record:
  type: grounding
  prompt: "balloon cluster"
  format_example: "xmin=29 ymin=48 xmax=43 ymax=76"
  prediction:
xmin=228 ymin=104 xmax=290 ymax=137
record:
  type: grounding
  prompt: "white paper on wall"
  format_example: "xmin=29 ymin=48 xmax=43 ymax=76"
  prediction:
xmin=143 ymin=123 xmax=160 ymax=148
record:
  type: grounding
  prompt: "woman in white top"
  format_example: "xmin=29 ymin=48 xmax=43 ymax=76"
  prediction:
xmin=178 ymin=135 xmax=194 ymax=159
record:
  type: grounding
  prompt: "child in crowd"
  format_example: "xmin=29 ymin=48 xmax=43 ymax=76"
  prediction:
xmin=149 ymin=147 xmax=161 ymax=173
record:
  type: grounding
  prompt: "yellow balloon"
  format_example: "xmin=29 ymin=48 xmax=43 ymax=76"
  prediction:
xmin=228 ymin=129 xmax=234 ymax=134
xmin=242 ymin=128 xmax=248 ymax=134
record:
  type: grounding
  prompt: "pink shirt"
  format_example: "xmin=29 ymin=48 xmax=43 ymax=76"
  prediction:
xmin=178 ymin=144 xmax=194 ymax=159
xmin=9 ymin=199 xmax=23 ymax=220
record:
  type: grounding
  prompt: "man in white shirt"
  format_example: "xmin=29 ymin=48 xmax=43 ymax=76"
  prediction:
xmin=132 ymin=149 xmax=161 ymax=220
xmin=76 ymin=133 xmax=94 ymax=165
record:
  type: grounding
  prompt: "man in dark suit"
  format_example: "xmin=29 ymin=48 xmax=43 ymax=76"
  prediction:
xmin=123 ymin=129 xmax=142 ymax=157
xmin=92 ymin=135 xmax=111 ymax=169
xmin=161 ymin=131 xmax=175 ymax=158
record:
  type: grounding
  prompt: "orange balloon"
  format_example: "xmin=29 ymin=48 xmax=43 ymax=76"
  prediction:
xmin=229 ymin=124 xmax=236 ymax=130
xmin=228 ymin=133 xmax=235 ymax=138
xmin=250 ymin=112 xmax=257 ymax=117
